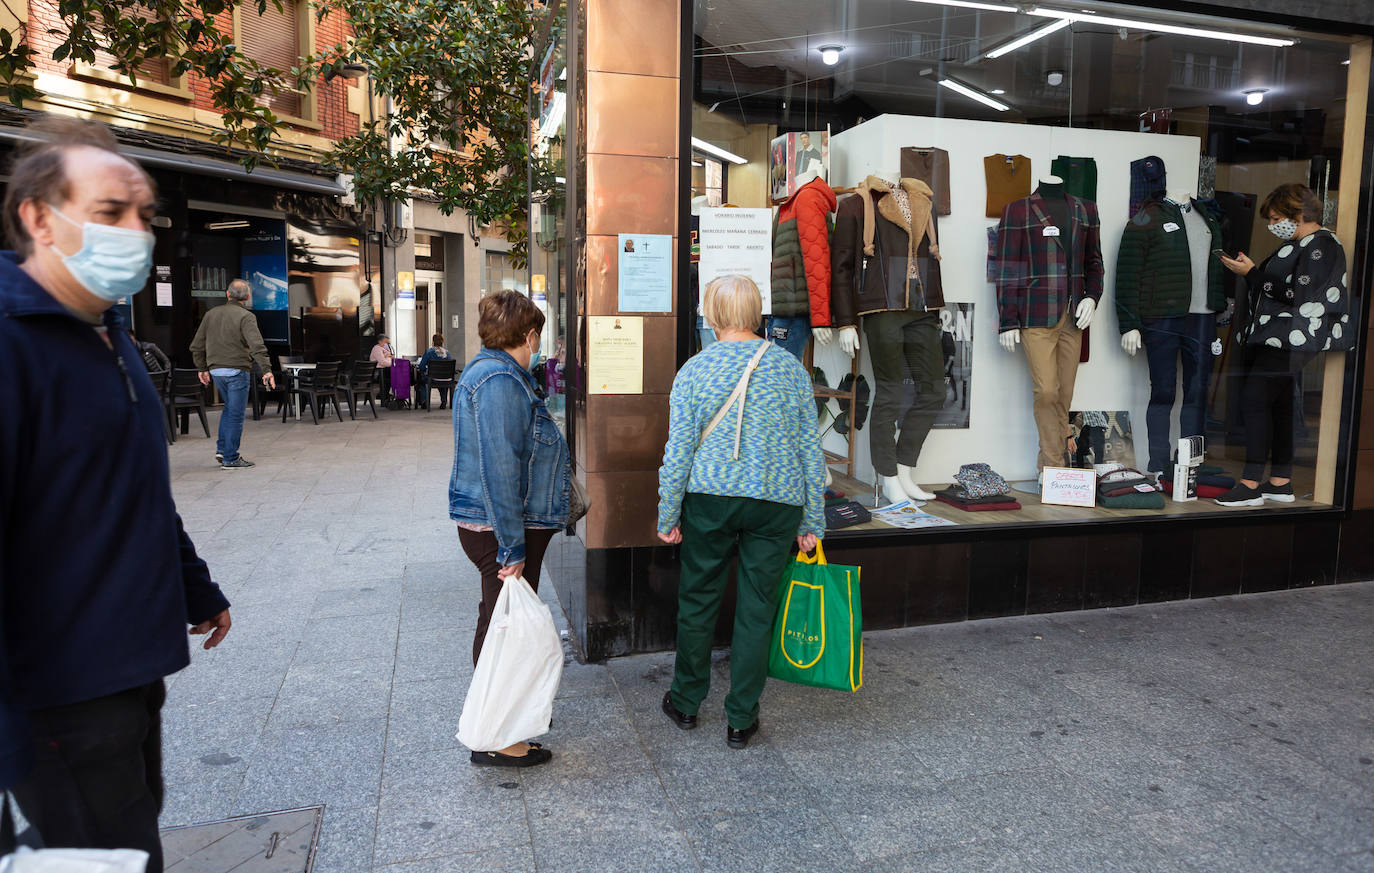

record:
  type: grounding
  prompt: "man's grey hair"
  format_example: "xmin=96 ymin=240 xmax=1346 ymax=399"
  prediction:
xmin=227 ymin=279 xmax=251 ymax=302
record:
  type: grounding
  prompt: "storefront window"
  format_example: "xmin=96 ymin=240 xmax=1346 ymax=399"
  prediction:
xmin=530 ymin=6 xmax=570 ymax=424
xmin=690 ymin=0 xmax=1364 ymax=533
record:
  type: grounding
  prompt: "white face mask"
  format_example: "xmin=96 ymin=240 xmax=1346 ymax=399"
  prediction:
xmin=1267 ymin=218 xmax=1298 ymax=240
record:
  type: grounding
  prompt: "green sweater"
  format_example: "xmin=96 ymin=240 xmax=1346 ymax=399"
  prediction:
xmin=189 ymin=301 xmax=272 ymax=374
xmin=1114 ymin=200 xmax=1224 ymax=333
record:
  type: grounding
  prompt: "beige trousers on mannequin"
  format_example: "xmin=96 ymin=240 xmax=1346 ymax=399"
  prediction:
xmin=1021 ymin=307 xmax=1082 ymax=472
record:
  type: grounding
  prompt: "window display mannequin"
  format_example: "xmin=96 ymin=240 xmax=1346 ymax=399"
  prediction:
xmin=1115 ymin=187 xmax=1224 ymax=474
xmin=767 ymin=176 xmax=837 ymax=360
xmin=993 ymin=175 xmax=1104 ymax=474
xmin=828 ymin=173 xmax=945 ymax=503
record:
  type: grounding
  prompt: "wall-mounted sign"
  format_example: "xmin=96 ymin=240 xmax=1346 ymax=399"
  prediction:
xmin=587 ymin=315 xmax=643 ymax=395
xmin=617 ymin=233 xmax=672 ymax=313
xmin=397 ymin=271 xmax=415 ymax=310
xmin=698 ymin=207 xmax=773 ymax=314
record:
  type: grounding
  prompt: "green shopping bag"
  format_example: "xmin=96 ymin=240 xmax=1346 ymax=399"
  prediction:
xmin=767 ymin=541 xmax=863 ymax=692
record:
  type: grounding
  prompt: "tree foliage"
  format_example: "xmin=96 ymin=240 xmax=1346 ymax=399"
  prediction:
xmin=0 ymin=0 xmax=554 ymax=261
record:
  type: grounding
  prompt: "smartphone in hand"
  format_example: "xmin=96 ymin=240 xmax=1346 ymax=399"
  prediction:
xmin=1212 ymin=248 xmax=1229 ymax=259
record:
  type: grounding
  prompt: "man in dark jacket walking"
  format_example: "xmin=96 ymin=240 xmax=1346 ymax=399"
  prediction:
xmin=190 ymin=278 xmax=275 ymax=469
xmin=0 ymin=117 xmax=232 ymax=872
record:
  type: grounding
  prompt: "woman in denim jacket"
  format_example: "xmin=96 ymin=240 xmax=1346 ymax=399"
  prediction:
xmin=450 ymin=290 xmax=570 ymax=768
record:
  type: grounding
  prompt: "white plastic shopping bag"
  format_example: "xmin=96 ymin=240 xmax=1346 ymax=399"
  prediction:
xmin=0 ymin=848 xmax=149 ymax=873
xmin=456 ymin=575 xmax=563 ymax=751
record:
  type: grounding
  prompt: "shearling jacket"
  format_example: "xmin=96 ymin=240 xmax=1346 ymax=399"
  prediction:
xmin=1115 ymin=198 xmax=1224 ymax=333
xmin=830 ymin=176 xmax=944 ymax=328
xmin=770 ymin=176 xmax=838 ymax=323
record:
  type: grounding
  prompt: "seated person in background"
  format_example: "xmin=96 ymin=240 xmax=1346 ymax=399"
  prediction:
xmin=128 ymin=329 xmax=170 ymax=372
xmin=370 ymin=334 xmax=394 ymax=399
xmin=417 ymin=332 xmax=452 ymax=409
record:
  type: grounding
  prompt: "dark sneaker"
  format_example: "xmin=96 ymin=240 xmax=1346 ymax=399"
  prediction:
xmin=469 ymin=747 xmax=552 ymax=768
xmin=1214 ymin=483 xmax=1263 ymax=507
xmin=1261 ymin=481 xmax=1296 ymax=503
xmin=220 ymin=457 xmax=255 ymax=469
xmin=215 ymin=452 xmax=223 ymax=464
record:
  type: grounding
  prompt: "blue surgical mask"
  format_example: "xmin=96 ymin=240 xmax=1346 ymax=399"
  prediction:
xmin=50 ymin=207 xmax=155 ymax=302
xmin=527 ymin=336 xmax=542 ymax=371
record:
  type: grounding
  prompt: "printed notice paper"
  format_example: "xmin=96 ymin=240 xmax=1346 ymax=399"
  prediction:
xmin=588 ymin=315 xmax=644 ymax=395
xmin=871 ymin=501 xmax=957 ymax=529
xmin=617 ymin=233 xmax=673 ymax=312
xmin=1040 ymin=467 xmax=1097 ymax=507
xmin=698 ymin=207 xmax=773 ymax=314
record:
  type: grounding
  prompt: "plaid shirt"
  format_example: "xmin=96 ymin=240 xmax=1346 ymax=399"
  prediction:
xmin=1129 ymin=156 xmax=1167 ymax=219
xmin=993 ymin=194 xmax=1104 ymax=332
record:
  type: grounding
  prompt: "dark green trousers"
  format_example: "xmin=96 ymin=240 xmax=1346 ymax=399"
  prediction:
xmin=669 ymin=493 xmax=801 ymax=729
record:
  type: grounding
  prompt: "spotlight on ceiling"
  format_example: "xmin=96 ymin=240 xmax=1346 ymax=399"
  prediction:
xmin=1244 ymin=88 xmax=1268 ymax=106
xmin=989 ymin=89 xmax=1006 ymax=95
xmin=819 ymin=45 xmax=844 ymax=66
xmin=1046 ymin=69 xmax=1065 ymax=87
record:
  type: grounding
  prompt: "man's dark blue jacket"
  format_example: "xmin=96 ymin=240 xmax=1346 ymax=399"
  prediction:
xmin=0 ymin=253 xmax=229 ymax=789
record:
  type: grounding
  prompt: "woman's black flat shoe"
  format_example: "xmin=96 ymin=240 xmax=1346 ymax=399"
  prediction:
xmin=470 ymin=747 xmax=553 ymax=768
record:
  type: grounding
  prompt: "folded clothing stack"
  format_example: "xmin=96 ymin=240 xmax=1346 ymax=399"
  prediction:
xmin=1159 ymin=473 xmax=1236 ymax=499
xmin=1097 ymin=466 xmax=1164 ymax=509
xmin=934 ymin=486 xmax=1021 ymax=512
xmin=824 ymin=488 xmax=849 ymax=508
xmin=825 ymin=501 xmax=872 ymax=529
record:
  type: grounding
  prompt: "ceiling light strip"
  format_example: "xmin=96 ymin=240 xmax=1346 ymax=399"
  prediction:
xmin=984 ymin=19 xmax=1072 ymax=59
xmin=1028 ymin=9 xmax=1297 ymax=47
xmin=938 ymin=79 xmax=1011 ymax=111
xmin=905 ymin=0 xmax=1019 ymax=13
xmin=690 ymin=136 xmax=749 ymax=165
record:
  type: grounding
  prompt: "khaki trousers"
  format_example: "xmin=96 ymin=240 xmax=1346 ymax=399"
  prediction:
xmin=1021 ymin=308 xmax=1081 ymax=471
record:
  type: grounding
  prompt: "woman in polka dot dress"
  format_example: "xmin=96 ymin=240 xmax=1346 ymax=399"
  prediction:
xmin=1217 ymin=183 xmax=1349 ymax=507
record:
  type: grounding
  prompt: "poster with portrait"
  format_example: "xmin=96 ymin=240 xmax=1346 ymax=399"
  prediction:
xmin=932 ymin=303 xmax=974 ymax=429
xmin=769 ymin=130 xmax=830 ymax=202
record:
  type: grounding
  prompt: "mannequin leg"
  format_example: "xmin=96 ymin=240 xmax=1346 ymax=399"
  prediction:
xmin=1141 ymin=317 xmax=1183 ymax=473
xmin=1179 ymin=314 xmax=1217 ymax=449
xmin=1021 ymin=309 xmax=1078 ymax=471
xmin=862 ymin=312 xmax=911 ymax=479
xmin=894 ymin=312 xmax=944 ymax=476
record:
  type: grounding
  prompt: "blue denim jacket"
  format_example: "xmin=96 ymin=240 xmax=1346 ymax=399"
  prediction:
xmin=449 ymin=347 xmax=570 ymax=565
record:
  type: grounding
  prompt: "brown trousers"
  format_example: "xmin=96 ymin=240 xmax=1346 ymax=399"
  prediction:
xmin=458 ymin=526 xmax=558 ymax=666
xmin=1021 ymin=307 xmax=1082 ymax=471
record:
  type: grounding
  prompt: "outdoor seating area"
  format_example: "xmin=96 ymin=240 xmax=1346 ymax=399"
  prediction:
xmin=147 ymin=356 xmax=463 ymax=440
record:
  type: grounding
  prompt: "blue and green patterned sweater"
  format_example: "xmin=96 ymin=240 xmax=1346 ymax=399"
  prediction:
xmin=657 ymin=339 xmax=827 ymax=537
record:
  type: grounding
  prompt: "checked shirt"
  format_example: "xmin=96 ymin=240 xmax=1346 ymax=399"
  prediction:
xmin=992 ymin=193 xmax=1104 ymax=332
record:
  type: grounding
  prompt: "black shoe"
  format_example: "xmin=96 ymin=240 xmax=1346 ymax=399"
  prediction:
xmin=1214 ymin=483 xmax=1263 ymax=507
xmin=727 ymin=721 xmax=759 ymax=749
xmin=215 ymin=452 xmax=223 ymax=464
xmin=662 ymin=692 xmax=697 ymax=730
xmin=469 ymin=747 xmax=552 ymax=768
xmin=1261 ymin=481 xmax=1296 ymax=503
xmin=220 ymin=457 xmax=255 ymax=470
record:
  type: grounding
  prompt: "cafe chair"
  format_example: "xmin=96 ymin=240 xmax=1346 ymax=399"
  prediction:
xmin=284 ymin=361 xmax=343 ymax=424
xmin=168 ymin=368 xmax=211 ymax=438
xmin=341 ymin=360 xmax=380 ymax=420
xmin=423 ymin=359 xmax=458 ymax=412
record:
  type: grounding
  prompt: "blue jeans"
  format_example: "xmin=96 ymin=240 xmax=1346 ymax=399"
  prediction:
xmin=1141 ymin=314 xmax=1216 ymax=472
xmin=766 ymin=315 xmax=811 ymax=361
xmin=210 ymin=369 xmax=250 ymax=463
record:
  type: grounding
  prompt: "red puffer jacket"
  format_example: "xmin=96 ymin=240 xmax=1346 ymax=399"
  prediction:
xmin=777 ymin=176 xmax=838 ymax=326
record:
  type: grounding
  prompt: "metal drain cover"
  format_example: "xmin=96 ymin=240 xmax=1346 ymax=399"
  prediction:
xmin=162 ymin=805 xmax=323 ymax=873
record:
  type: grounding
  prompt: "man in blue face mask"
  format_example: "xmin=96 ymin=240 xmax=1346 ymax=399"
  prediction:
xmin=0 ymin=117 xmax=232 ymax=873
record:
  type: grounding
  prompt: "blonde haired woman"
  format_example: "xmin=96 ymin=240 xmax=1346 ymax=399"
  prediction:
xmin=656 ymin=274 xmax=826 ymax=749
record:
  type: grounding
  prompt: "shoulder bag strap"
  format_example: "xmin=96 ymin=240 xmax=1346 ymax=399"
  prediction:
xmin=700 ymin=341 xmax=771 ymax=459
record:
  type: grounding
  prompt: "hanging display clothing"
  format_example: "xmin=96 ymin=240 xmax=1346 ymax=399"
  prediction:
xmin=769 ymin=176 xmax=838 ymax=323
xmin=1114 ymin=198 xmax=1224 ymax=334
xmin=1049 ymin=155 xmax=1098 ymax=200
xmin=830 ymin=176 xmax=944 ymax=327
xmin=900 ymin=146 xmax=951 ymax=216
xmin=984 ymin=154 xmax=1032 ymax=218
xmin=992 ymin=191 xmax=1104 ymax=333
xmin=1129 ymin=156 xmax=1167 ymax=218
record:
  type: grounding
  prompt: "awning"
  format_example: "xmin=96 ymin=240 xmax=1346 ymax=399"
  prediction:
xmin=0 ymin=127 xmax=346 ymax=196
